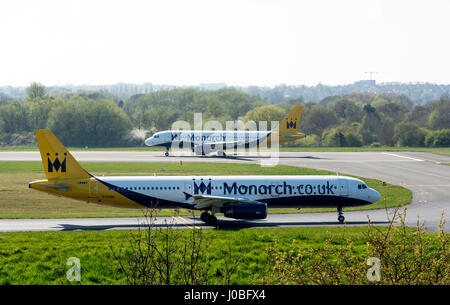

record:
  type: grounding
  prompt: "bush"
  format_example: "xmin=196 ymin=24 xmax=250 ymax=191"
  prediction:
xmin=393 ymin=122 xmax=426 ymax=146
xmin=428 ymin=98 xmax=450 ymax=130
xmin=0 ymin=101 xmax=30 ymax=133
xmin=110 ymin=209 xmax=241 ymax=285
xmin=0 ymin=132 xmax=36 ymax=146
xmin=243 ymin=105 xmax=286 ymax=124
xmin=47 ymin=96 xmax=132 ymax=147
xmin=343 ymin=132 xmax=363 ymax=147
xmin=282 ymin=134 xmax=320 ymax=147
xmin=321 ymin=129 xmax=363 ymax=147
xmin=425 ymin=129 xmax=450 ymax=147
xmin=254 ymin=208 xmax=449 ymax=285
xmin=359 ymin=129 xmax=378 ymax=145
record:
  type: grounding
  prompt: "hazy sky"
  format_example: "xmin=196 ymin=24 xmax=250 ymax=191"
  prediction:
xmin=0 ymin=0 xmax=449 ymax=87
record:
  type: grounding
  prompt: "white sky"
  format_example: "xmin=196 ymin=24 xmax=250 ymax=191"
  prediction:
xmin=0 ymin=0 xmax=449 ymax=87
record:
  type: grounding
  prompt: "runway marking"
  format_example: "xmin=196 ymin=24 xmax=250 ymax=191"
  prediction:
xmin=381 ymin=152 xmax=424 ymax=162
xmin=386 ymin=163 xmax=450 ymax=181
xmin=172 ymin=216 xmax=197 ymax=229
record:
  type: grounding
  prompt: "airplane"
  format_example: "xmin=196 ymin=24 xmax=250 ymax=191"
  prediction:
xmin=145 ymin=106 xmax=306 ymax=156
xmin=29 ymin=129 xmax=381 ymax=226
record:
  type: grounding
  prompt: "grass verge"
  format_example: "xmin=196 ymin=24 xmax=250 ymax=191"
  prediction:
xmin=0 ymin=222 xmax=446 ymax=285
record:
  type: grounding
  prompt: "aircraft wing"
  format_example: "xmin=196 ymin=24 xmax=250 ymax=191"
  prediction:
xmin=186 ymin=193 xmax=262 ymax=209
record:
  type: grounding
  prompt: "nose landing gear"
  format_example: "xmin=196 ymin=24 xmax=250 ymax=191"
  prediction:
xmin=337 ymin=207 xmax=345 ymax=223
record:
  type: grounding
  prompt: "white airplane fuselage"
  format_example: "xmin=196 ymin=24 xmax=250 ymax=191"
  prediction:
xmin=145 ymin=130 xmax=273 ymax=148
xmin=97 ymin=175 xmax=380 ymax=211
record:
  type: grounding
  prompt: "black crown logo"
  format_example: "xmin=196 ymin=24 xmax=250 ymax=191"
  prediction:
xmin=193 ymin=180 xmax=211 ymax=195
xmin=47 ymin=152 xmax=67 ymax=173
xmin=286 ymin=118 xmax=297 ymax=129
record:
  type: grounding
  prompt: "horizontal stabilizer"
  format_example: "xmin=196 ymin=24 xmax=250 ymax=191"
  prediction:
xmin=32 ymin=183 xmax=72 ymax=192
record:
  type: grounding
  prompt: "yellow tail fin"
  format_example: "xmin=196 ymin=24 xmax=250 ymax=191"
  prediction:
xmin=278 ymin=106 xmax=304 ymax=135
xmin=35 ymin=130 xmax=91 ymax=180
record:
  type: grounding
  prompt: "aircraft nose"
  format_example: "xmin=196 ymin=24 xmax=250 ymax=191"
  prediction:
xmin=370 ymin=189 xmax=381 ymax=203
xmin=145 ymin=138 xmax=152 ymax=146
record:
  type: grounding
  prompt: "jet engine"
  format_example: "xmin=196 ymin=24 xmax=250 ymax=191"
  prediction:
xmin=223 ymin=202 xmax=268 ymax=220
xmin=193 ymin=143 xmax=217 ymax=155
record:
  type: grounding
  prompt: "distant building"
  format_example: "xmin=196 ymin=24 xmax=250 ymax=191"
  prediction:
xmin=199 ymin=83 xmax=227 ymax=90
xmin=354 ymin=80 xmax=376 ymax=87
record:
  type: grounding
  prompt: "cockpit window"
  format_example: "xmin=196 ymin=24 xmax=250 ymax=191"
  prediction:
xmin=154 ymin=135 xmax=159 ymax=138
xmin=358 ymin=184 xmax=368 ymax=190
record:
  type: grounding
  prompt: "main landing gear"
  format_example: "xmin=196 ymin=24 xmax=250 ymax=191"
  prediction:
xmin=216 ymin=151 xmax=227 ymax=157
xmin=165 ymin=150 xmax=169 ymax=157
xmin=337 ymin=207 xmax=345 ymax=223
xmin=200 ymin=211 xmax=217 ymax=227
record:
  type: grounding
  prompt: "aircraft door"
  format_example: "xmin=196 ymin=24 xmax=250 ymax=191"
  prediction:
xmin=339 ymin=178 xmax=348 ymax=196
xmin=184 ymin=182 xmax=192 ymax=195
xmin=88 ymin=178 xmax=98 ymax=198
xmin=270 ymin=182 xmax=281 ymax=198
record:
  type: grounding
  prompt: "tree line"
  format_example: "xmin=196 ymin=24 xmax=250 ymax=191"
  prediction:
xmin=292 ymin=93 xmax=450 ymax=147
xmin=0 ymin=82 xmax=449 ymax=147
xmin=0 ymin=83 xmax=132 ymax=147
xmin=2 ymin=80 xmax=449 ymax=104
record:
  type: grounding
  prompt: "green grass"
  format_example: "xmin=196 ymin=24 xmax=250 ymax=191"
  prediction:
xmin=0 ymin=226 xmax=445 ymax=285
xmin=0 ymin=161 xmax=411 ymax=219
xmin=0 ymin=226 xmax=401 ymax=285
xmin=279 ymin=146 xmax=450 ymax=156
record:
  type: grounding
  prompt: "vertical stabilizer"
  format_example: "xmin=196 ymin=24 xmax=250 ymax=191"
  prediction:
xmin=35 ymin=130 xmax=91 ymax=180
xmin=277 ymin=106 xmax=304 ymax=135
